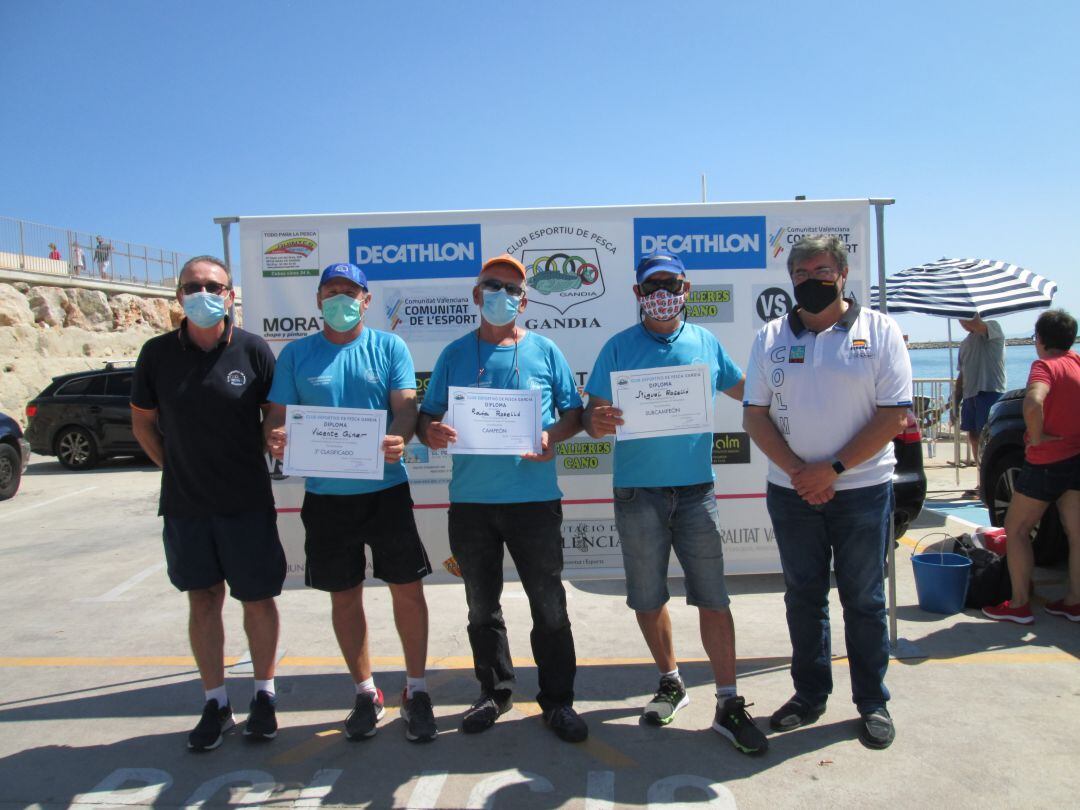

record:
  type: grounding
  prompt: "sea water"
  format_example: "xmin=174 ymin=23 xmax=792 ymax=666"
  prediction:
xmin=907 ymin=343 xmax=1037 ymax=391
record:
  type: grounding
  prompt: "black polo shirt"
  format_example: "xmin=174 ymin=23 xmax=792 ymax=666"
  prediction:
xmin=131 ymin=318 xmax=276 ymax=517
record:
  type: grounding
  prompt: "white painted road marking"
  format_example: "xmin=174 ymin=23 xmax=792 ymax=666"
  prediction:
xmin=2 ymin=486 xmax=98 ymax=519
xmin=76 ymin=562 xmax=165 ymax=603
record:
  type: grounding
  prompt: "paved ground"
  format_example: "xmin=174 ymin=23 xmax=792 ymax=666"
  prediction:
xmin=0 ymin=449 xmax=1076 ymax=808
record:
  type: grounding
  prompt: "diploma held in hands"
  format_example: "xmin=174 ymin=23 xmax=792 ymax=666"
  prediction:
xmin=446 ymin=386 xmax=542 ymax=455
xmin=611 ymin=364 xmax=713 ymax=441
xmin=282 ymin=405 xmax=386 ymax=480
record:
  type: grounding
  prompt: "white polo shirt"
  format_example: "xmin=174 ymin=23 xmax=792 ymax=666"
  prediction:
xmin=743 ymin=300 xmax=912 ymax=491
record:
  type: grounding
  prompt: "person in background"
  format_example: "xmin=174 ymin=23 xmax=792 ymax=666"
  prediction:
xmin=71 ymin=242 xmax=86 ymax=276
xmin=94 ymin=235 xmax=113 ymax=278
xmin=48 ymin=243 xmax=61 ymax=261
xmin=957 ymin=313 xmax=1006 ymax=497
xmin=983 ymin=309 xmax=1080 ymax=624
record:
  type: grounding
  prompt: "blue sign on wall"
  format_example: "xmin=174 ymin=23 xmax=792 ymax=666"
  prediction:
xmin=633 ymin=216 xmax=767 ymax=271
xmin=348 ymin=224 xmax=483 ymax=281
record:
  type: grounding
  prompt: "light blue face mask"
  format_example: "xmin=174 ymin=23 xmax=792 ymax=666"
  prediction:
xmin=183 ymin=292 xmax=228 ymax=328
xmin=481 ymin=289 xmax=521 ymax=326
xmin=321 ymin=293 xmax=363 ymax=332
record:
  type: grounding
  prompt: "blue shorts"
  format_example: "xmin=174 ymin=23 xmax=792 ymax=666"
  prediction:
xmin=960 ymin=391 xmax=1002 ymax=433
xmin=162 ymin=507 xmax=286 ymax=602
xmin=1015 ymin=454 xmax=1080 ymax=503
xmin=613 ymin=483 xmax=730 ymax=612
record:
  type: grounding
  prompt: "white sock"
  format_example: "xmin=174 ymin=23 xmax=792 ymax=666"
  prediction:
xmin=253 ymin=678 xmax=275 ymax=698
xmin=662 ymin=668 xmax=681 ymax=682
xmin=716 ymin=684 xmax=738 ymax=701
xmin=406 ymin=676 xmax=427 ymax=698
xmin=356 ymin=676 xmax=377 ymax=696
xmin=205 ymin=684 xmax=228 ymax=707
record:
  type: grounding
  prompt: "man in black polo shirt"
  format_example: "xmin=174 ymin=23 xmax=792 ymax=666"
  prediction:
xmin=131 ymin=255 xmax=286 ymax=752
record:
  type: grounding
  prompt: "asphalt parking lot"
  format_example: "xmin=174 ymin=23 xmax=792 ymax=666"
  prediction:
xmin=0 ymin=455 xmax=1077 ymax=809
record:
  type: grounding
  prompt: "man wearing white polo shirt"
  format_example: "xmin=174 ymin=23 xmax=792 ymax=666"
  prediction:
xmin=743 ymin=234 xmax=912 ymax=750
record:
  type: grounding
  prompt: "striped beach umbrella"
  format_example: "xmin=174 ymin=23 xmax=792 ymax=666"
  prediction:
xmin=871 ymin=258 xmax=1057 ymax=318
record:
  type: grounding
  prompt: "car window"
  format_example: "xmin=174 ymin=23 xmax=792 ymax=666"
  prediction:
xmin=106 ymin=372 xmax=133 ymax=397
xmin=57 ymin=375 xmax=107 ymax=396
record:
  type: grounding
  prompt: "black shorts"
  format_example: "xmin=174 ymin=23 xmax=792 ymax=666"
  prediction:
xmin=162 ymin=506 xmax=286 ymax=602
xmin=1015 ymin=454 xmax=1080 ymax=503
xmin=300 ymin=483 xmax=432 ymax=591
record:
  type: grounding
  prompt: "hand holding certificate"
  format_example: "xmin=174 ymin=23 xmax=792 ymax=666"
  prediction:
xmin=445 ymin=386 xmax=542 ymax=455
xmin=282 ymin=405 xmax=387 ymax=480
xmin=610 ymin=364 xmax=713 ymax=441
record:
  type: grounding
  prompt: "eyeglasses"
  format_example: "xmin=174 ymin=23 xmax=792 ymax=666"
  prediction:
xmin=791 ymin=265 xmax=841 ymax=283
xmin=478 ymin=278 xmax=525 ymax=297
xmin=639 ymin=277 xmax=686 ymax=296
xmin=179 ymin=282 xmax=231 ymax=295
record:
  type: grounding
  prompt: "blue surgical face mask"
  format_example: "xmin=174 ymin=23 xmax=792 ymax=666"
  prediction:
xmin=183 ymin=292 xmax=228 ymax=328
xmin=481 ymin=289 xmax=521 ymax=326
xmin=321 ymin=293 xmax=363 ymax=332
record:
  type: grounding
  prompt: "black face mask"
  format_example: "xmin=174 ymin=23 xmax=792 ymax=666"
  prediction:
xmin=793 ymin=279 xmax=840 ymax=314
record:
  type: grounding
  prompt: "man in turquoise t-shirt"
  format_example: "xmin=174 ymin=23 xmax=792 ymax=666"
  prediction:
xmin=583 ymin=250 xmax=768 ymax=756
xmin=417 ymin=253 xmax=588 ymax=743
xmin=264 ymin=263 xmax=437 ymax=744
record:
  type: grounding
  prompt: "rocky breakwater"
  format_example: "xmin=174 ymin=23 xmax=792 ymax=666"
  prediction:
xmin=0 ymin=281 xmax=184 ymax=424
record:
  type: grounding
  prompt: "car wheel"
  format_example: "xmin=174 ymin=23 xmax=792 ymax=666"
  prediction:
xmin=986 ymin=448 xmax=1067 ymax=565
xmin=0 ymin=444 xmax=20 ymax=500
xmin=55 ymin=426 xmax=100 ymax=470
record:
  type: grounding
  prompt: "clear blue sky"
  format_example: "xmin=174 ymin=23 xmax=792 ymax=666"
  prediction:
xmin=3 ymin=0 xmax=1077 ymax=340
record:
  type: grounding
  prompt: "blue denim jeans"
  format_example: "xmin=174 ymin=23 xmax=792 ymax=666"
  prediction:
xmin=766 ymin=481 xmax=892 ymax=714
xmin=613 ymin=483 xmax=730 ymax=612
xmin=447 ymin=500 xmax=576 ymax=711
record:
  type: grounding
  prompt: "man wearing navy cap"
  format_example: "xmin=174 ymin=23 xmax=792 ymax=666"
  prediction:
xmin=264 ymin=263 xmax=437 ymax=743
xmin=582 ymin=250 xmax=768 ymax=756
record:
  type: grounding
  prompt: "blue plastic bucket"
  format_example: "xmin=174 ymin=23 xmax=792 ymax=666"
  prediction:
xmin=911 ymin=539 xmax=972 ymax=614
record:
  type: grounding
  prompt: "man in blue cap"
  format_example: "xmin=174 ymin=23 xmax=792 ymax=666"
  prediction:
xmin=582 ymin=250 xmax=768 ymax=756
xmin=264 ymin=262 xmax=437 ymax=743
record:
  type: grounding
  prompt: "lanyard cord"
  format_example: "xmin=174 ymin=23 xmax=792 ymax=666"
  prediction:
xmin=638 ymin=311 xmax=686 ymax=345
xmin=476 ymin=329 xmax=521 ymax=388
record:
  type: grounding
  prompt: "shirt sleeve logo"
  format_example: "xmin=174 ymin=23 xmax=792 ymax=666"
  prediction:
xmin=226 ymin=370 xmax=247 ymax=386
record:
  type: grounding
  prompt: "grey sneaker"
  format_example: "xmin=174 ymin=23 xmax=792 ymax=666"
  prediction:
xmin=712 ymin=696 xmax=769 ymax=756
xmin=345 ymin=688 xmax=385 ymax=740
xmin=643 ymin=674 xmax=689 ymax=725
xmin=401 ymin=689 xmax=438 ymax=743
xmin=188 ymin=699 xmax=234 ymax=752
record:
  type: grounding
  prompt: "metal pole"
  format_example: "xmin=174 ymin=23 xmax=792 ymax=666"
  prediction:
xmin=701 ymin=173 xmax=707 ymax=203
xmin=214 ymin=216 xmax=239 ymax=322
xmin=949 ymin=319 xmax=960 ymax=484
xmin=17 ymin=220 xmax=25 ymax=270
xmin=869 ymin=200 xmax=900 ymax=647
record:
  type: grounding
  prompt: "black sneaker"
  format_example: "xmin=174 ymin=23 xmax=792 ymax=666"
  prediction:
xmin=858 ymin=708 xmax=895 ymax=750
xmin=461 ymin=689 xmax=512 ymax=734
xmin=769 ymin=696 xmax=826 ymax=732
xmin=642 ymin=674 xmax=689 ymax=726
xmin=401 ymin=689 xmax=438 ymax=743
xmin=712 ymin=696 xmax=768 ymax=756
xmin=244 ymin=690 xmax=278 ymax=741
xmin=188 ymin=699 xmax=234 ymax=752
xmin=345 ymin=688 xmax=385 ymax=740
xmin=543 ymin=704 xmax=588 ymax=743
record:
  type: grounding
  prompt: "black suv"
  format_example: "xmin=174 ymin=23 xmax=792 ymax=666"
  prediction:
xmin=979 ymin=388 xmax=1067 ymax=564
xmin=25 ymin=362 xmax=141 ymax=470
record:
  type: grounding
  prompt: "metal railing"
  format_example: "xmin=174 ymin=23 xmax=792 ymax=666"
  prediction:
xmin=0 ymin=215 xmax=190 ymax=288
xmin=912 ymin=377 xmax=966 ymax=482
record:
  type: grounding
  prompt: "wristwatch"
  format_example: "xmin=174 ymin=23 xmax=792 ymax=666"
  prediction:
xmin=831 ymin=458 xmax=846 ymax=475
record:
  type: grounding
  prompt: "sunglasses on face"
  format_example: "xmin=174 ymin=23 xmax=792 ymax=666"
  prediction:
xmin=479 ymin=278 xmax=525 ymax=297
xmin=790 ymin=266 xmax=840 ymax=283
xmin=179 ymin=282 xmax=231 ymax=295
xmin=639 ymin=277 xmax=686 ymax=296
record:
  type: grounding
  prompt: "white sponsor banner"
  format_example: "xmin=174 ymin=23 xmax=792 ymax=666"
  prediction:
xmin=239 ymin=200 xmax=871 ymax=585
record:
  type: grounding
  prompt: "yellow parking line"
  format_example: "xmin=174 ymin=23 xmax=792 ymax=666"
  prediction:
xmin=270 ymin=729 xmax=342 ymax=765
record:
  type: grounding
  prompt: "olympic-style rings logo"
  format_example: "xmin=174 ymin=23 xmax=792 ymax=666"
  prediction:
xmin=528 ymin=253 xmax=600 ymax=286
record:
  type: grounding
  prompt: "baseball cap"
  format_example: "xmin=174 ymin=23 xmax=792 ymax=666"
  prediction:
xmin=319 ymin=262 xmax=368 ymax=290
xmin=480 ymin=253 xmax=527 ymax=281
xmin=635 ymin=250 xmax=686 ymax=283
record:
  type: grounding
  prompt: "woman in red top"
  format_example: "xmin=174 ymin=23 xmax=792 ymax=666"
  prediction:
xmin=48 ymin=243 xmax=61 ymax=260
xmin=983 ymin=309 xmax=1080 ymax=624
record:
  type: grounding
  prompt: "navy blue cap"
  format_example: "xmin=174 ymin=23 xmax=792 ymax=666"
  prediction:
xmin=319 ymin=262 xmax=368 ymax=289
xmin=635 ymin=250 xmax=686 ymax=283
